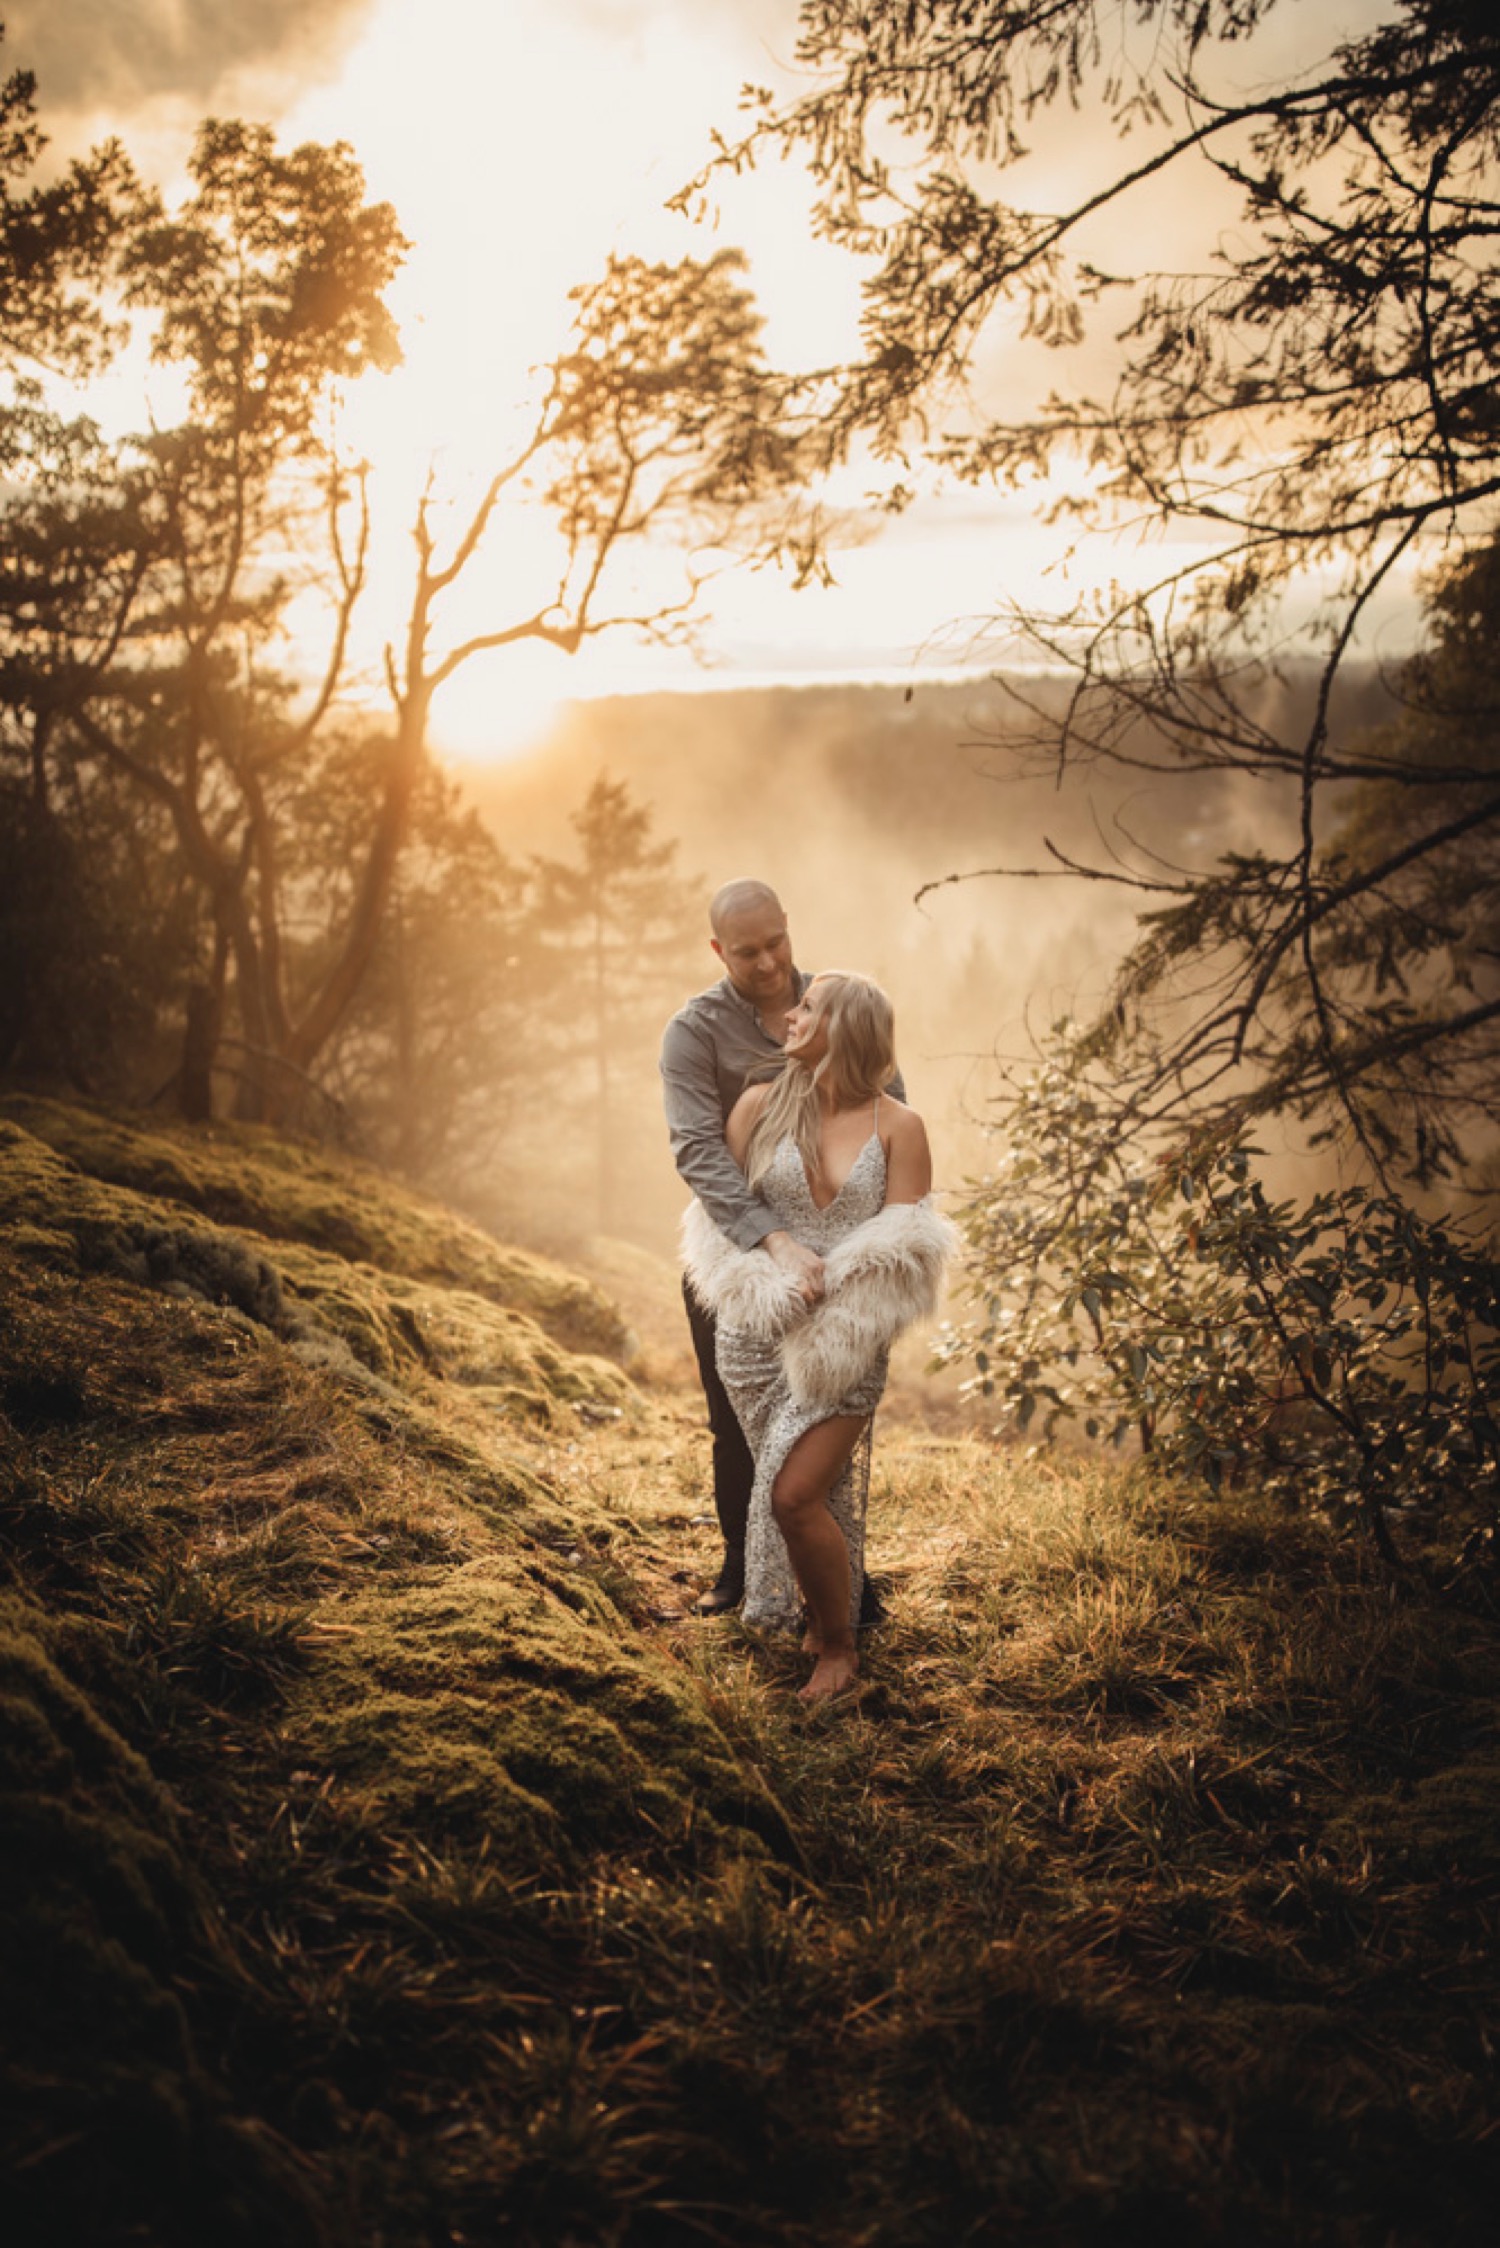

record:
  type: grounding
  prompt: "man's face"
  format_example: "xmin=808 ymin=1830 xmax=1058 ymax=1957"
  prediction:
xmin=712 ymin=904 xmax=794 ymax=1007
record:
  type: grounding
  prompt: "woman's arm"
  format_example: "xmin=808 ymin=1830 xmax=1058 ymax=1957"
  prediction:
xmin=661 ymin=1012 xmax=781 ymax=1250
xmin=882 ymin=1101 xmax=933 ymax=1205
xmin=725 ymin=1081 xmax=823 ymax=1297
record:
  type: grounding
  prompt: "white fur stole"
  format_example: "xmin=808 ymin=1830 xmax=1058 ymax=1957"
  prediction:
xmin=680 ymin=1197 xmax=808 ymax=1334
xmin=681 ymin=1196 xmax=959 ymax=1413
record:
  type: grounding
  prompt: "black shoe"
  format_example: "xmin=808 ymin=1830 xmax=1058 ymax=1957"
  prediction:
xmin=695 ymin=1562 xmax=744 ymax=1617
xmin=858 ymin=1574 xmax=887 ymax=1629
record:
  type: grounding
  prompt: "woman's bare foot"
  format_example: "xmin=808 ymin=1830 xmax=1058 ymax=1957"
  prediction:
xmin=799 ymin=1645 xmax=859 ymax=1703
xmin=800 ymin=1623 xmax=823 ymax=1656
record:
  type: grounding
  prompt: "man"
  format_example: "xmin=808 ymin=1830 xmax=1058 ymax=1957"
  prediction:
xmin=660 ymin=878 xmax=898 ymax=1617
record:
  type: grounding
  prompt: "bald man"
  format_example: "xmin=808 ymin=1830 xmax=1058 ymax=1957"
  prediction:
xmin=660 ymin=880 xmax=899 ymax=1617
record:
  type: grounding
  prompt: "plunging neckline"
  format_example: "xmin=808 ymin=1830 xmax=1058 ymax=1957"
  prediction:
xmin=800 ymin=1129 xmax=881 ymax=1214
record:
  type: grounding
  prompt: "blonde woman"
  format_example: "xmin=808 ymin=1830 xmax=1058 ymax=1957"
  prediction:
xmin=682 ymin=973 xmax=954 ymax=1701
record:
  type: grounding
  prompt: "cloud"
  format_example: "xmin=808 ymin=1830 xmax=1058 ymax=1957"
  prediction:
xmin=4 ymin=0 xmax=380 ymax=115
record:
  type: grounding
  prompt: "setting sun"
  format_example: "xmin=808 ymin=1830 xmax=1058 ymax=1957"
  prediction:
xmin=22 ymin=0 xmax=1415 ymax=767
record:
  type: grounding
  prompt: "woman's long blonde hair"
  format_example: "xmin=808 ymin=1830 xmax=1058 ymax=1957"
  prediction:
xmin=745 ymin=971 xmax=897 ymax=1192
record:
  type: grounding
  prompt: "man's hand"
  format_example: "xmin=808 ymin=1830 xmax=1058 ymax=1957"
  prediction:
xmin=762 ymin=1229 xmax=825 ymax=1304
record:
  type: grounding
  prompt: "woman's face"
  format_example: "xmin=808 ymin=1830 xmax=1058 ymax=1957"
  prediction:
xmin=784 ymin=979 xmax=831 ymax=1065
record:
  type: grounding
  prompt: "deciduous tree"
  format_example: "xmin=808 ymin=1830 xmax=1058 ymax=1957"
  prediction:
xmin=0 ymin=33 xmax=141 ymax=389
xmin=711 ymin=3 xmax=1500 ymax=1551
xmin=700 ymin=0 xmax=1500 ymax=1169
xmin=8 ymin=104 xmax=810 ymax=1128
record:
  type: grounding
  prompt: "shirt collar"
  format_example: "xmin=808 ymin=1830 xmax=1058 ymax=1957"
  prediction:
xmin=719 ymin=965 xmax=810 ymax=1034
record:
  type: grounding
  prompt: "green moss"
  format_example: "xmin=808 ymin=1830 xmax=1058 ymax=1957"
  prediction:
xmin=0 ymin=1596 xmax=318 ymax=2248
xmin=0 ymin=1182 xmax=781 ymax=2235
xmin=290 ymin=1567 xmax=790 ymax=1868
xmin=0 ymin=1116 xmax=632 ymax=1424
xmin=5 ymin=1220 xmax=79 ymax=1268
xmin=274 ymin=1241 xmax=635 ymax=1415
xmin=1 ymin=1093 xmax=628 ymax=1359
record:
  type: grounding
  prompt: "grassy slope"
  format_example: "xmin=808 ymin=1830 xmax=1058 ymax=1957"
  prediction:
xmin=3 ymin=1103 xmax=1499 ymax=2246
xmin=0 ymin=1093 xmax=630 ymax=1360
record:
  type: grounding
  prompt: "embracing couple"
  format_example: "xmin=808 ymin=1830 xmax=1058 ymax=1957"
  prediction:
xmin=661 ymin=879 xmax=954 ymax=1702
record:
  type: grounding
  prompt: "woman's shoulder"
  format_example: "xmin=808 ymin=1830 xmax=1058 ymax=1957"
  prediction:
xmin=878 ymin=1091 xmax=925 ymax=1138
xmin=729 ymin=1077 xmax=774 ymax=1125
xmin=725 ymin=1076 xmax=774 ymax=1159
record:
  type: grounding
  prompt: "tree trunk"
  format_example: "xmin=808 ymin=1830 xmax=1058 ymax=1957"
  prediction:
xmin=593 ymin=903 xmax=610 ymax=1232
xmin=283 ymin=686 xmax=431 ymax=1092
xmin=228 ymin=898 xmax=280 ymax=1123
xmin=180 ymin=924 xmax=230 ymax=1123
xmin=178 ymin=982 xmax=218 ymax=1122
xmin=393 ymin=900 xmax=421 ymax=1176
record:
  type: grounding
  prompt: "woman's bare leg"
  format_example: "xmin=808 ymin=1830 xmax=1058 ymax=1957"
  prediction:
xmin=771 ymin=1414 xmax=867 ymax=1701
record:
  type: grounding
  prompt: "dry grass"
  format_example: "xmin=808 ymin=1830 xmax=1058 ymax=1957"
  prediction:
xmin=2 ymin=1102 xmax=1498 ymax=2246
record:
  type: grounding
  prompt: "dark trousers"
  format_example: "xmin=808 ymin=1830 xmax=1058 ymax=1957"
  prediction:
xmin=683 ymin=1277 xmax=754 ymax=1574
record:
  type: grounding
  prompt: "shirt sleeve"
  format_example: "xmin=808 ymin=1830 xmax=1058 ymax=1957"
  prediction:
xmin=660 ymin=1012 xmax=782 ymax=1252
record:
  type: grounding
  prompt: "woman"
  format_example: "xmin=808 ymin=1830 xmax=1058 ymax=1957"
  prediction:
xmin=682 ymin=972 xmax=954 ymax=1702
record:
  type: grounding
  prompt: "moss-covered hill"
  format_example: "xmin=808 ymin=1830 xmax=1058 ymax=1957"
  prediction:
xmin=4 ymin=1099 xmax=1500 ymax=2248
xmin=0 ymin=1092 xmax=630 ymax=1363
xmin=0 ymin=1099 xmax=781 ymax=2246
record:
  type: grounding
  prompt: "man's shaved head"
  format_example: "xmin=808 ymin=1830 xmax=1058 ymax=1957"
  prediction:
xmin=708 ymin=880 xmax=795 ymax=1009
xmin=710 ymin=878 xmax=783 ymax=936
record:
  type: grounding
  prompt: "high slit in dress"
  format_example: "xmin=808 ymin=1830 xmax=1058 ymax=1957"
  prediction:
xmin=715 ymin=1121 xmax=889 ymax=1633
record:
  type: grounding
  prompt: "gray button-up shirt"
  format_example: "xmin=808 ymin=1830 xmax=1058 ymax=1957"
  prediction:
xmin=660 ymin=970 xmax=905 ymax=1251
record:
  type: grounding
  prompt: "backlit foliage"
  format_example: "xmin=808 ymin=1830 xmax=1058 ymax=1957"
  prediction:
xmin=941 ymin=1023 xmax=1500 ymax=1568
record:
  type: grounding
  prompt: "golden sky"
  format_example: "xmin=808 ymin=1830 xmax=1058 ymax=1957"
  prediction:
xmin=11 ymin=0 xmax=1413 ymax=760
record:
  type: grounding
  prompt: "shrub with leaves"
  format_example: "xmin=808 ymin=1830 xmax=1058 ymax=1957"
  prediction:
xmin=941 ymin=1027 xmax=1500 ymax=1567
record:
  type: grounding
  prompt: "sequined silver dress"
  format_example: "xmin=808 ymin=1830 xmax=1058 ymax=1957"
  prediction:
xmin=716 ymin=1130 xmax=889 ymax=1632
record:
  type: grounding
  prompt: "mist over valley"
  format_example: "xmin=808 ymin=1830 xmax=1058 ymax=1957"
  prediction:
xmin=451 ymin=667 xmax=1395 ymax=1264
